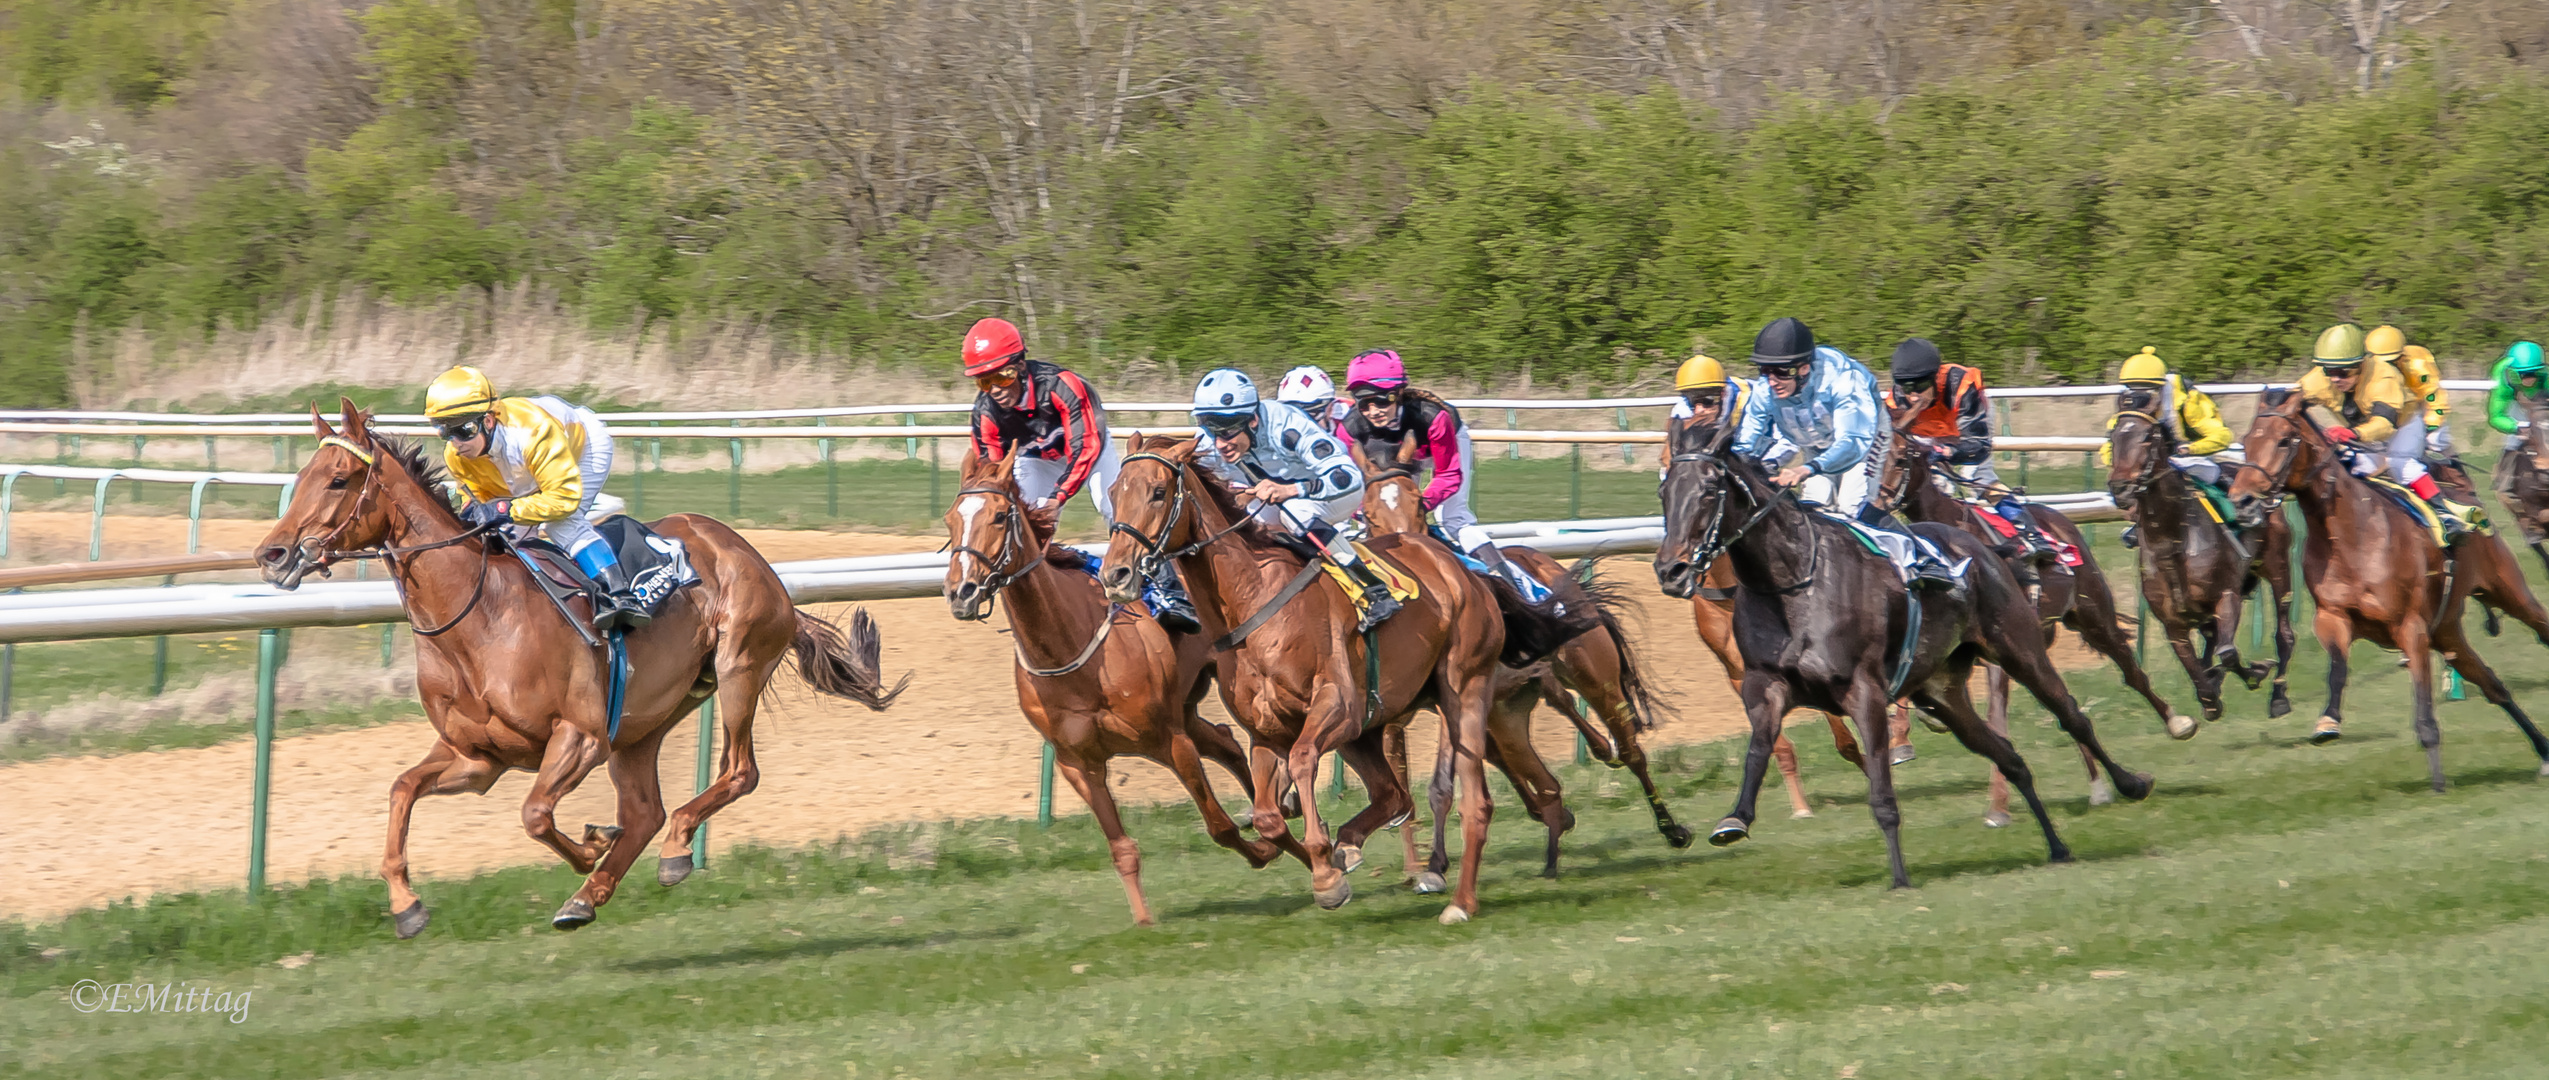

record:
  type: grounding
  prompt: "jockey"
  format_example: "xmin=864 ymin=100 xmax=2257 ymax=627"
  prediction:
xmin=1275 ymin=365 xmax=1346 ymax=427
xmin=1189 ymin=369 xmax=1401 ymax=631
xmin=1668 ymin=353 xmax=1789 ymax=459
xmin=2300 ymin=323 xmax=2481 ymax=542
xmin=424 ymin=366 xmax=648 ymax=632
xmin=2368 ymin=325 xmax=2452 ymax=457
xmin=2485 ymin=340 xmax=2547 ymax=503
xmin=962 ymin=316 xmax=1198 ymax=631
xmin=1883 ymin=337 xmax=2055 ymax=561
xmin=1333 ymin=349 xmax=1539 ymax=597
xmin=2102 ymin=346 xmax=2240 ymax=550
xmin=1728 ymin=317 xmax=1962 ymax=590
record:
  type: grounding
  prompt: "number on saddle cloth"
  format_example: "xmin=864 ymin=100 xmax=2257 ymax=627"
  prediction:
xmin=592 ymin=517 xmax=700 ymax=614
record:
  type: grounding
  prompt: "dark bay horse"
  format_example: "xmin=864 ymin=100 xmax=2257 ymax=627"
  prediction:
xmin=258 ymin=402 xmax=906 ymax=937
xmin=942 ymin=447 xmax=1286 ymax=925
xmin=2228 ymin=390 xmax=2549 ymax=788
xmin=1352 ymin=461 xmax=1687 ymax=892
xmin=1099 ymin=435 xmax=1516 ymax=923
xmin=2504 ymin=392 xmax=2549 ymax=575
xmin=1655 ymin=423 xmax=2153 ymax=887
xmin=2105 ymin=400 xmax=2297 ymax=722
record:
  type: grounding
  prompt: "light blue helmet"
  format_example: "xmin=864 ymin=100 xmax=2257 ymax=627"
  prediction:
xmin=1191 ymin=369 xmax=1260 ymax=420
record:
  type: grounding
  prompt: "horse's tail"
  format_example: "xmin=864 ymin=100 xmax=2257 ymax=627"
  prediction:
xmin=1490 ymin=553 xmax=1605 ymax=669
xmin=789 ymin=607 xmax=912 ymax=710
xmin=1569 ymin=555 xmax=1674 ymax=733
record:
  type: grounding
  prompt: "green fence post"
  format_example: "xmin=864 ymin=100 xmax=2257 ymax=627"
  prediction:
xmin=1616 ymin=407 xmax=1634 ymax=465
xmin=1 ymin=470 xmax=21 ymax=559
xmin=1570 ymin=442 xmax=1582 ymax=518
xmin=929 ymin=436 xmax=943 ymax=513
xmin=130 ymin=436 xmax=146 ymax=502
xmin=88 ymin=474 xmax=116 ymax=560
xmin=382 ymin=623 xmax=396 ymax=667
xmin=903 ymin=413 xmax=918 ymax=460
xmin=272 ymin=436 xmax=285 ymax=472
xmin=151 ymin=634 xmax=169 ymax=696
xmin=821 ymin=418 xmax=837 ymax=518
xmin=187 ymin=477 xmax=215 ymax=553
xmin=1329 ymin=751 xmax=1346 ymax=799
xmin=1505 ymin=409 xmax=1521 ymax=460
xmin=249 ymin=627 xmax=280 ymax=897
xmin=204 ymin=436 xmax=217 ymax=472
xmin=1575 ymin=728 xmax=1590 ymax=766
xmin=728 ymin=423 xmax=743 ymax=518
xmin=2135 ymin=590 xmax=2149 ymax=665
xmin=1037 ymin=741 xmax=1056 ymax=828
xmin=276 ymin=478 xmax=295 ymax=519
xmin=694 ymin=695 xmax=715 ymax=868
xmin=0 ymin=642 xmax=13 ymax=725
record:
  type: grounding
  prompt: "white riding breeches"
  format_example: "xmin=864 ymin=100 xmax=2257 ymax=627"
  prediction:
xmin=1253 ymin=493 xmax=1363 ymax=561
xmin=1013 ymin=432 xmax=1121 ymax=525
xmin=2343 ymin=415 xmax=2428 ymax=485
xmin=1430 ymin=428 xmax=1480 ymax=536
xmin=1796 ymin=451 xmax=1880 ymax=521
xmin=509 ymin=420 xmax=613 ymax=558
xmin=2426 ymin=421 xmax=2454 ymax=456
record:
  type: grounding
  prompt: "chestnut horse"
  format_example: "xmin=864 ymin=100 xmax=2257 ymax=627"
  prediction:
xmin=258 ymin=402 xmax=906 ymax=937
xmin=1351 ymin=461 xmax=1689 ymax=892
xmin=2229 ymin=389 xmax=2549 ymax=788
xmin=941 ymin=447 xmax=1286 ymax=925
xmin=1877 ymin=426 xmax=2186 ymax=821
xmin=1099 ymin=435 xmax=1517 ymax=922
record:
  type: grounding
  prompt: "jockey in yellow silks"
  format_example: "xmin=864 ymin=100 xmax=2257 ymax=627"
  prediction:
xmin=424 ymin=366 xmax=647 ymax=631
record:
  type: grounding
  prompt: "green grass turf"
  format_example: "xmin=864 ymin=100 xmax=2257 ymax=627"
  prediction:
xmin=8 ymin=591 xmax=2549 ymax=1077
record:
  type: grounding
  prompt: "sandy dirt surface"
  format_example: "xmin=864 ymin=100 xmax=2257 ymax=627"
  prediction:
xmin=0 ymin=513 xmax=2102 ymax=922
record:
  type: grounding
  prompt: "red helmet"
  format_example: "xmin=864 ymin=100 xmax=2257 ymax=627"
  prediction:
xmin=961 ymin=317 xmax=1027 ymax=376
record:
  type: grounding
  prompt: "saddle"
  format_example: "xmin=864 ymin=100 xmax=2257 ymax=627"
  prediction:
xmin=509 ymin=517 xmax=700 ymax=638
xmin=1318 ymin=540 xmax=1422 ymax=620
xmin=2361 ymin=475 xmax=2450 ymax=549
xmin=1960 ymin=504 xmax=2083 ymax=568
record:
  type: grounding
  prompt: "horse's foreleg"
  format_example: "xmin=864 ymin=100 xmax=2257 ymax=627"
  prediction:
xmin=1982 ymin=664 xmax=2013 ymax=826
xmin=1441 ymin=673 xmax=1498 ymax=924
xmin=2163 ymin=623 xmax=2226 ymax=723
xmin=1244 ymin=743 xmax=1314 ymax=867
xmin=2264 ymin=526 xmax=2298 ymax=717
xmin=568 ymin=727 xmax=672 ymax=921
xmin=1992 ymin=624 xmax=2154 ymax=803
xmin=1480 ymin=693 xmax=1569 ymax=878
xmin=2432 ymin=620 xmax=2549 ymax=770
xmin=2399 ymin=621 xmax=2447 ymax=794
xmin=1286 ymin=689 xmax=1356 ymax=909
xmin=1711 ymin=674 xmax=1793 ymax=846
xmin=520 ymin=725 xmax=615 ymax=878
xmin=2311 ymin=608 xmax=2355 ymax=744
xmin=1822 ymin=711 xmax=1865 ymax=768
xmin=381 ymin=740 xmax=499 ymax=939
xmin=2066 ymin=572 xmax=2188 ymax=733
xmin=1911 ymin=671 xmax=2069 ymax=866
xmin=1380 ymin=724 xmax=1424 ymax=882
xmin=1772 ymin=733 xmax=1813 ymax=819
xmin=1184 ymin=707 xmax=1257 ymax=800
xmin=1851 ymin=680 xmax=1913 ymax=889
xmin=1163 ymin=725 xmax=1283 ymax=871
xmin=1054 ymin=752 xmax=1154 ymax=925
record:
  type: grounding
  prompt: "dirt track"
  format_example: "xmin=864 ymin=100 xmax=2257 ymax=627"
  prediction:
xmin=0 ymin=511 xmax=2099 ymax=922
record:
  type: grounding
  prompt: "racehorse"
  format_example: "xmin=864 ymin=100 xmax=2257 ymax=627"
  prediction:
xmin=942 ymin=448 xmax=1289 ymax=925
xmin=2105 ymin=398 xmax=2297 ymax=724
xmin=1655 ymin=421 xmax=2153 ymax=887
xmin=1099 ymin=435 xmax=1530 ymax=923
xmin=1877 ymin=424 xmax=2189 ymax=822
xmin=1349 ymin=457 xmax=1687 ymax=892
xmin=258 ymin=401 xmax=906 ymax=937
xmin=2228 ymin=390 xmax=2549 ymax=788
xmin=2504 ymin=392 xmax=2549 ymax=576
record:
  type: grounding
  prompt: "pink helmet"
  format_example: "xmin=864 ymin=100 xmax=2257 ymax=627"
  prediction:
xmin=1344 ymin=350 xmax=1407 ymax=392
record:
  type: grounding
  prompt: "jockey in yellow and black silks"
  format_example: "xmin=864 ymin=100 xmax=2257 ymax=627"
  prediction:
xmin=424 ymin=366 xmax=648 ymax=632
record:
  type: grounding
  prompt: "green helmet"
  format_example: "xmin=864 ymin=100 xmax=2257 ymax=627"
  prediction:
xmin=2312 ymin=323 xmax=2367 ymax=365
xmin=2508 ymin=340 xmax=2546 ymax=374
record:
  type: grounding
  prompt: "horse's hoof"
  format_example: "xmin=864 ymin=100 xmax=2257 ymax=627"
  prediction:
xmin=1982 ymin=810 xmax=2011 ymax=829
xmin=1334 ymin=845 xmax=1363 ymax=876
xmin=1662 ymin=824 xmax=1697 ymax=848
xmin=2309 ymin=717 xmax=2343 ymax=745
xmin=2088 ymin=779 xmax=2116 ymax=807
xmin=2537 ymin=760 xmax=2549 ymax=778
xmin=1789 ymin=807 xmax=1816 ymax=820
xmin=1414 ymin=871 xmax=1447 ymax=894
xmin=1707 ymin=817 xmax=1750 ymax=847
xmin=2165 ymin=715 xmax=2199 ymax=741
xmin=551 ymin=899 xmax=596 ymax=932
xmin=1438 ymin=905 xmax=1471 ymax=926
xmin=1312 ymin=875 xmax=1353 ymax=911
xmin=657 ymin=854 xmax=694 ymax=887
xmin=1915 ymin=711 xmax=1950 ymax=735
xmin=2268 ymin=697 xmax=2293 ymax=719
xmin=2117 ymin=772 xmax=2156 ymax=801
xmin=1889 ymin=745 xmax=1917 ymax=766
xmin=392 ymin=902 xmax=430 ymax=940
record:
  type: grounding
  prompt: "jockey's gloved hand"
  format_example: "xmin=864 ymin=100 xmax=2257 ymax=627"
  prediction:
xmin=2325 ymin=425 xmax=2356 ymax=445
xmin=460 ymin=500 xmax=512 ymax=529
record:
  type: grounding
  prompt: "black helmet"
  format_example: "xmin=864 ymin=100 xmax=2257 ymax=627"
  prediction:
xmin=1749 ymin=317 xmax=1816 ymax=368
xmin=1889 ymin=338 xmax=1942 ymax=385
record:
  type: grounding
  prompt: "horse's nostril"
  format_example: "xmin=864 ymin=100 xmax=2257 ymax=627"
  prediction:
xmin=257 ymin=546 xmax=287 ymax=566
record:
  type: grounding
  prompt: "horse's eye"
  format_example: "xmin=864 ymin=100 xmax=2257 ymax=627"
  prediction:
xmin=327 ymin=475 xmax=349 ymax=490
xmin=1150 ymin=485 xmax=1165 ymax=501
xmin=992 ymin=511 xmax=1010 ymax=525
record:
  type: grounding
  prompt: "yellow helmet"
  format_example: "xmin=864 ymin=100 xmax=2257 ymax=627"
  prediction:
xmin=2365 ymin=324 xmax=2406 ymax=359
xmin=1675 ymin=354 xmax=1726 ymax=391
xmin=2119 ymin=346 xmax=2167 ymax=384
xmin=424 ymin=366 xmax=499 ymax=420
xmin=2313 ymin=323 xmax=2367 ymax=365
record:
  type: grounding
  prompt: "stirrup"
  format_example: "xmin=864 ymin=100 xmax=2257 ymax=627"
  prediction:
xmin=1356 ymin=587 xmax=1401 ymax=631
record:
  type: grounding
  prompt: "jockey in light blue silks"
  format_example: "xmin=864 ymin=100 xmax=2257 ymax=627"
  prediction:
xmin=1189 ymin=368 xmax=1401 ymax=631
xmin=1726 ymin=317 xmax=1964 ymax=590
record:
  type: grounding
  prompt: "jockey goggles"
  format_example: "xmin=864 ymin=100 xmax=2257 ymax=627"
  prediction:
xmin=432 ymin=414 xmax=491 ymax=442
xmin=1352 ymin=389 xmax=1401 ymax=408
xmin=1680 ymin=386 xmax=1724 ymax=408
xmin=972 ymin=364 xmax=1022 ymax=391
xmin=1195 ymin=411 xmax=1255 ymax=438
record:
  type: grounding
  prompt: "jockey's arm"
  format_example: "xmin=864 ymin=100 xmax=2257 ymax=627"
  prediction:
xmin=1045 ymin=368 xmax=1107 ymax=506
xmin=1286 ymin=410 xmax=1365 ymax=503
xmin=504 ymin=404 xmax=587 ymax=522
xmin=2348 ymin=369 xmax=2405 ymax=444
xmin=1415 ymin=410 xmax=1463 ymax=510
xmin=1945 ymin=369 xmax=1993 ymax=465
xmin=1808 ymin=367 xmax=1880 ymax=477
xmin=2488 ymin=360 xmax=2523 ymax=434
xmin=2176 ymin=382 xmax=2235 ymax=456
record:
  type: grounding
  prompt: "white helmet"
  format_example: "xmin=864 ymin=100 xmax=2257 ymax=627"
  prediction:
xmin=1275 ymin=365 xmax=1335 ymax=406
xmin=1191 ymin=368 xmax=1260 ymax=419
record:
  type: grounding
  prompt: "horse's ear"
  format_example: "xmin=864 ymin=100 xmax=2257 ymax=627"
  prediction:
xmin=1702 ymin=418 xmax=1736 ymax=456
xmin=310 ymin=403 xmax=338 ymax=440
xmin=339 ymin=396 xmax=367 ymax=439
xmin=1347 ymin=439 xmax=1374 ymax=473
xmin=997 ymin=450 xmax=1021 ymax=483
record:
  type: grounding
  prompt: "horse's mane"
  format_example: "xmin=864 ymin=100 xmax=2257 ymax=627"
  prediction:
xmin=1130 ymin=434 xmax=1286 ymax=554
xmin=368 ymin=431 xmax=463 ymax=526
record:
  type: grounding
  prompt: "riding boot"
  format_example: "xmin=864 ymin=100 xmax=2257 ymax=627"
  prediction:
xmin=1143 ymin=565 xmax=1203 ymax=634
xmin=1335 ymin=557 xmax=1402 ymax=631
xmin=592 ymin=562 xmax=653 ymax=634
xmin=2120 ymin=524 xmax=2140 ymax=550
xmin=1468 ymin=540 xmax=1554 ymax=606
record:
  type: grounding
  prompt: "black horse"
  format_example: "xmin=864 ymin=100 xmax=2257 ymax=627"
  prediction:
xmin=1653 ymin=423 xmax=2153 ymax=888
xmin=2105 ymin=393 xmax=2298 ymax=723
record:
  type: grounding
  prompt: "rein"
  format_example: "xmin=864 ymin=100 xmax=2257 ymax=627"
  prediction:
xmin=949 ymin=483 xmax=1115 ymax=678
xmin=1669 ymin=451 xmax=1819 ymax=595
xmin=288 ymin=430 xmax=502 ymax=637
xmin=1109 ymin=452 xmax=1257 ymax=582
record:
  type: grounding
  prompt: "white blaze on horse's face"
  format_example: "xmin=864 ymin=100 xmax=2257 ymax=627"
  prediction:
xmin=1376 ymin=482 xmax=1403 ymax=514
xmin=955 ymin=495 xmax=988 ymax=577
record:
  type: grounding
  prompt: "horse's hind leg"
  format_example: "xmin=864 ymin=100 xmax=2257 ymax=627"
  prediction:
xmin=1773 ymin=733 xmax=1813 ymax=820
xmin=1991 ymin=624 xmax=2153 ymax=802
xmin=1849 ymin=680 xmax=1915 ymax=889
xmin=1980 ymin=665 xmax=2014 ymax=827
xmin=2435 ymin=620 xmax=2549 ymax=772
xmin=2400 ymin=619 xmax=2446 ymax=793
xmin=1420 ymin=725 xmax=1455 ymax=894
xmin=1381 ymin=724 xmax=1424 ymax=882
xmin=1183 ymin=704 xmax=1257 ymax=800
xmin=565 ymin=726 xmax=673 ymax=925
xmin=1481 ymin=692 xmax=1570 ymax=878
xmin=660 ymin=653 xmax=782 ymax=875
xmin=2467 ymin=537 xmax=2549 ymax=647
xmin=1572 ymin=669 xmax=1696 ymax=842
xmin=1332 ymin=726 xmax=1419 ymax=872
xmin=1910 ymin=671 xmax=2070 ymax=866
xmin=381 ymin=739 xmax=499 ymax=939
xmin=2070 ymin=575 xmax=2193 ymax=736
xmin=2262 ymin=522 xmax=2298 ymax=717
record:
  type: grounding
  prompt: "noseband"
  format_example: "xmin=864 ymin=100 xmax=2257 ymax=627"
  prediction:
xmin=1109 ymin=452 xmax=1255 ymax=580
xmin=949 ymin=485 xmax=1047 ymax=615
xmin=1665 ymin=451 xmax=1814 ymax=592
xmin=2107 ymin=410 xmax=2171 ymax=508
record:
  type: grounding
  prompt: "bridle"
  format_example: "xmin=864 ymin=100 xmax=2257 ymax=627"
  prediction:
xmin=2238 ymin=407 xmax=2319 ymax=523
xmin=1873 ymin=430 xmax=1929 ymax=514
xmin=276 ymin=431 xmax=499 ymax=636
xmin=1109 ymin=452 xmax=1256 ymax=582
xmin=1664 ymin=450 xmax=1818 ymax=594
xmin=948 ymin=484 xmax=1048 ymax=617
xmin=2107 ymin=408 xmax=2172 ymax=509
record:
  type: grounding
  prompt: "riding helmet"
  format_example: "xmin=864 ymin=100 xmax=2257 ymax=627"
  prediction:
xmin=1345 ymin=350 xmax=1408 ymax=393
xmin=1674 ymin=354 xmax=1726 ymax=391
xmin=2508 ymin=341 xmax=2546 ymax=374
xmin=1888 ymin=338 xmax=1943 ymax=385
xmin=2365 ymin=324 xmax=2407 ymax=360
xmin=1276 ymin=365 xmax=1336 ymax=405
xmin=1191 ymin=368 xmax=1261 ymax=418
xmin=2312 ymin=323 xmax=2367 ymax=366
xmin=1749 ymin=318 xmax=1815 ymax=366
xmin=424 ymin=366 xmax=499 ymax=420
xmin=2119 ymin=346 xmax=2168 ymax=384
xmin=961 ymin=317 xmax=1028 ymax=376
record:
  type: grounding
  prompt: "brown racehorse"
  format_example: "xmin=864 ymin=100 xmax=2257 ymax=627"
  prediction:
xmin=941 ymin=447 xmax=1286 ymax=925
xmin=257 ymin=402 xmax=906 ymax=937
xmin=1099 ymin=435 xmax=1516 ymax=923
xmin=1350 ymin=460 xmax=1689 ymax=892
xmin=2104 ymin=401 xmax=2297 ymax=724
xmin=2228 ymin=389 xmax=2549 ymax=788
xmin=1877 ymin=426 xmax=2190 ymax=822
xmin=2501 ymin=392 xmax=2549 ymax=575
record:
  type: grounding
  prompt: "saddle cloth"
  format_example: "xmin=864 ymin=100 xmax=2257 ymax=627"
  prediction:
xmin=1824 ymin=512 xmax=1971 ymax=587
xmin=1319 ymin=540 xmax=1421 ymax=620
xmin=514 ymin=517 xmax=700 ymax=625
xmin=1961 ymin=504 xmax=2085 ymax=567
xmin=2362 ymin=476 xmax=2450 ymax=549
